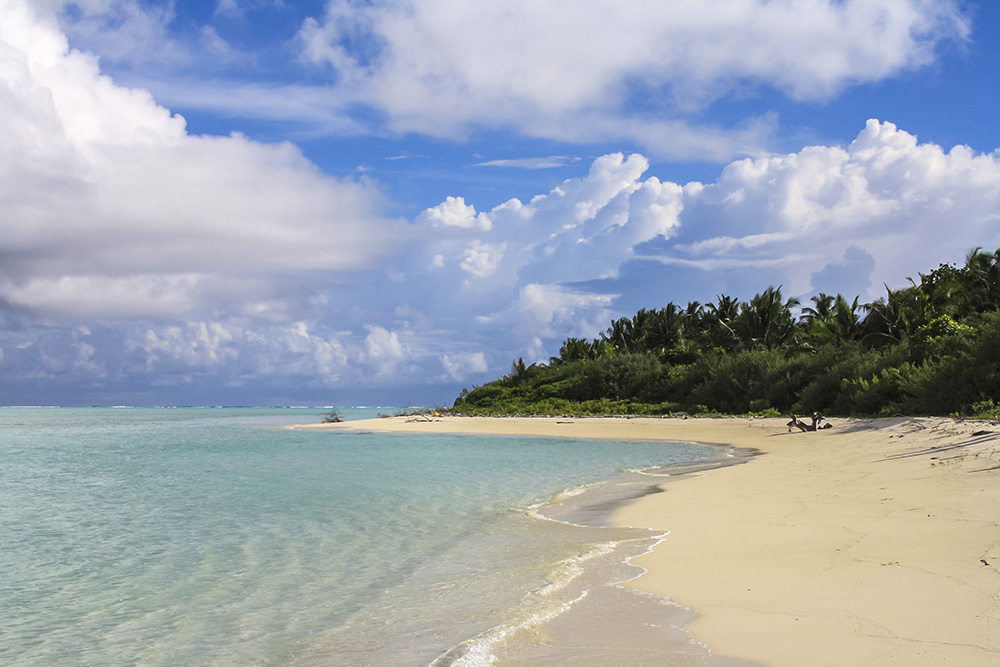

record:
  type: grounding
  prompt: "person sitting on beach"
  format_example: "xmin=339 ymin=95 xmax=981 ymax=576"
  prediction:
xmin=814 ymin=411 xmax=832 ymax=429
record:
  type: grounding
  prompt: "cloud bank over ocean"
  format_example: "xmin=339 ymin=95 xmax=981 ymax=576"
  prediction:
xmin=0 ymin=0 xmax=997 ymax=405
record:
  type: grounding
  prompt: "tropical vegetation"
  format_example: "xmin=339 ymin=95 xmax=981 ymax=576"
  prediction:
xmin=452 ymin=248 xmax=1000 ymax=419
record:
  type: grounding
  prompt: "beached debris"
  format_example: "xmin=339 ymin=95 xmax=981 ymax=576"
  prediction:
xmin=787 ymin=412 xmax=830 ymax=432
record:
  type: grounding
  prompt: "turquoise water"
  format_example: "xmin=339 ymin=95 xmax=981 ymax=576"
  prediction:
xmin=0 ymin=408 xmax=727 ymax=666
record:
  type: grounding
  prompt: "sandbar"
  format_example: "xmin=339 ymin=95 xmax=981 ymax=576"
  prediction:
xmin=296 ymin=414 xmax=1000 ymax=665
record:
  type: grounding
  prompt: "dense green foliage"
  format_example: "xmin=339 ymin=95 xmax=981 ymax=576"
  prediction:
xmin=452 ymin=248 xmax=1000 ymax=418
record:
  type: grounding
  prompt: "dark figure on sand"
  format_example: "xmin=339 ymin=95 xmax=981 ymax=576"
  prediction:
xmin=787 ymin=412 xmax=830 ymax=432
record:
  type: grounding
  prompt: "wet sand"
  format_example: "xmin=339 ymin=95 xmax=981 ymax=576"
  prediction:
xmin=298 ymin=414 xmax=1000 ymax=665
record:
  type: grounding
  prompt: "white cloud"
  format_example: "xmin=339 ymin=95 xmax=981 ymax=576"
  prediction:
xmin=416 ymin=196 xmax=492 ymax=230
xmin=460 ymin=242 xmax=506 ymax=279
xmin=362 ymin=325 xmax=407 ymax=377
xmin=3 ymin=0 xmax=998 ymax=411
xmin=51 ymin=0 xmax=190 ymax=69
xmin=199 ymin=25 xmax=240 ymax=62
xmin=138 ymin=321 xmax=239 ymax=371
xmin=291 ymin=0 xmax=967 ymax=154
xmin=0 ymin=0 xmax=407 ymax=323
xmin=475 ymin=156 xmax=577 ymax=169
xmin=39 ymin=1 xmax=969 ymax=165
xmin=214 ymin=0 xmax=241 ymax=18
xmin=1 ymin=275 xmax=205 ymax=321
xmin=661 ymin=120 xmax=1000 ymax=300
xmin=440 ymin=351 xmax=487 ymax=381
xmin=398 ymin=152 xmax=690 ymax=361
xmin=405 ymin=121 xmax=1000 ymax=378
xmin=464 ymin=152 xmax=684 ymax=285
xmin=276 ymin=322 xmax=347 ymax=378
xmin=511 ymin=284 xmax=617 ymax=341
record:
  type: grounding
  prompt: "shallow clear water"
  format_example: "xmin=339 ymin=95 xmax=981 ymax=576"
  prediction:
xmin=0 ymin=407 xmax=729 ymax=666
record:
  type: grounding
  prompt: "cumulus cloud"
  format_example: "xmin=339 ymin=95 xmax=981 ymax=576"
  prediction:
xmin=137 ymin=321 xmax=239 ymax=371
xmin=440 ymin=351 xmax=488 ymax=382
xmin=0 ymin=0 xmax=406 ymax=324
xmin=415 ymin=153 xmax=686 ymax=291
xmin=107 ymin=123 xmax=1000 ymax=388
xmin=47 ymin=1 xmax=969 ymax=162
xmin=390 ymin=122 xmax=1000 ymax=375
xmin=510 ymin=284 xmax=617 ymax=342
xmin=416 ymin=196 xmax=492 ymax=230
xmin=459 ymin=242 xmax=506 ymax=279
xmin=362 ymin=325 xmax=408 ymax=377
xmin=0 ymin=317 xmax=356 ymax=393
xmin=292 ymin=0 xmax=967 ymax=155
xmin=3 ymin=1 xmax=998 ymax=402
xmin=652 ymin=120 xmax=1000 ymax=301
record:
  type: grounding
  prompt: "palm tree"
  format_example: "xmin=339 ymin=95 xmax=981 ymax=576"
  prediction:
xmin=804 ymin=293 xmax=862 ymax=343
xmin=640 ymin=304 xmax=687 ymax=357
xmin=684 ymin=301 xmax=704 ymax=340
xmin=629 ymin=308 xmax=658 ymax=354
xmin=702 ymin=295 xmax=741 ymax=353
xmin=915 ymin=263 xmax=977 ymax=321
xmin=552 ymin=337 xmax=591 ymax=364
xmin=505 ymin=357 xmax=532 ymax=386
xmin=964 ymin=246 xmax=1000 ymax=312
xmin=588 ymin=338 xmax=612 ymax=360
xmin=830 ymin=294 xmax=864 ymax=342
xmin=801 ymin=293 xmax=835 ymax=325
xmin=603 ymin=316 xmax=634 ymax=354
xmin=862 ymin=283 xmax=930 ymax=347
xmin=733 ymin=286 xmax=800 ymax=350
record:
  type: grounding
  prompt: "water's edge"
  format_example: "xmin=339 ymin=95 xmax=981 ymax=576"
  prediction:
xmin=432 ymin=444 xmax=761 ymax=667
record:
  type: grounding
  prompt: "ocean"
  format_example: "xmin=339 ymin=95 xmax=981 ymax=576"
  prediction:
xmin=0 ymin=407 xmax=737 ymax=666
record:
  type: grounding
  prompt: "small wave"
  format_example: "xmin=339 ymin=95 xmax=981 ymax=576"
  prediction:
xmin=430 ymin=542 xmax=621 ymax=667
xmin=625 ymin=467 xmax=677 ymax=477
xmin=525 ymin=506 xmax=581 ymax=527
xmin=523 ymin=480 xmax=610 ymax=527
xmin=616 ymin=531 xmax=671 ymax=585
xmin=525 ymin=483 xmax=592 ymax=511
xmin=448 ymin=591 xmax=590 ymax=667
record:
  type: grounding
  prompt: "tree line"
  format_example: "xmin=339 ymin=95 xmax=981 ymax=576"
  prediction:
xmin=452 ymin=247 xmax=1000 ymax=418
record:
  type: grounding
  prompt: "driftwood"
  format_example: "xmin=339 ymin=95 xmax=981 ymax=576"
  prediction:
xmin=787 ymin=412 xmax=830 ymax=432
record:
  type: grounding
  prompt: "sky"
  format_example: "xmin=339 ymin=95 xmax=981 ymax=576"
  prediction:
xmin=1 ymin=0 xmax=999 ymax=407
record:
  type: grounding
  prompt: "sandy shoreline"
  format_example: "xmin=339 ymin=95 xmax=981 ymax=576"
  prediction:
xmin=296 ymin=414 xmax=1000 ymax=665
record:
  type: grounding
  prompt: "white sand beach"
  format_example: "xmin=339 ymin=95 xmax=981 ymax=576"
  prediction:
xmin=299 ymin=414 xmax=1000 ymax=665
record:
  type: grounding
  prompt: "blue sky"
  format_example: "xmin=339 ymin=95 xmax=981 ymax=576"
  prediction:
xmin=1 ymin=0 xmax=999 ymax=406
